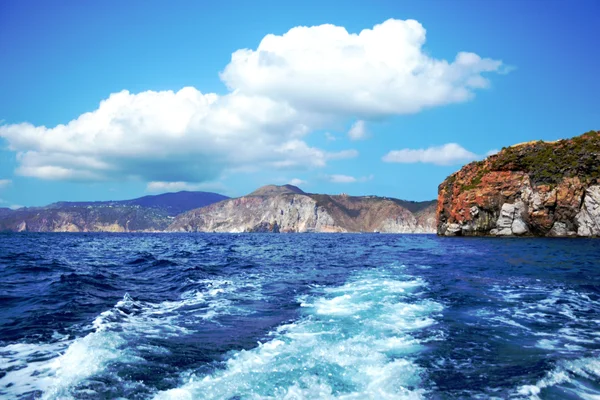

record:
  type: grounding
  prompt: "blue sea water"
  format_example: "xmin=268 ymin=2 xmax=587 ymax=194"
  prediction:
xmin=0 ymin=233 xmax=599 ymax=399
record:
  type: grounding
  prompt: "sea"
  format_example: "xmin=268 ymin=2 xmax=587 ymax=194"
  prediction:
xmin=1 ymin=233 xmax=599 ymax=400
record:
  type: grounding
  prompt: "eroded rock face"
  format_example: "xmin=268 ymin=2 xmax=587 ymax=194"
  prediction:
xmin=437 ymin=130 xmax=600 ymax=237
xmin=168 ymin=194 xmax=341 ymax=233
xmin=168 ymin=192 xmax=437 ymax=233
xmin=576 ymin=186 xmax=600 ymax=236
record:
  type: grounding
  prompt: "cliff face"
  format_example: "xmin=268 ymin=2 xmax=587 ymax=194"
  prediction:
xmin=437 ymin=130 xmax=600 ymax=237
xmin=168 ymin=189 xmax=436 ymax=233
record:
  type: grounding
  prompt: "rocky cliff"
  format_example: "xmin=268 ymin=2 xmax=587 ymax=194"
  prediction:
xmin=168 ymin=186 xmax=436 ymax=233
xmin=437 ymin=130 xmax=600 ymax=237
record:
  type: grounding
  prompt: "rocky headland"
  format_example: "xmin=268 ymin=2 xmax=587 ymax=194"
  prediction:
xmin=168 ymin=185 xmax=436 ymax=233
xmin=437 ymin=130 xmax=600 ymax=237
xmin=0 ymin=186 xmax=436 ymax=233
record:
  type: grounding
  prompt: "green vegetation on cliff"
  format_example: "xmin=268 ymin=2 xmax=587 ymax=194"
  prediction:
xmin=492 ymin=130 xmax=600 ymax=186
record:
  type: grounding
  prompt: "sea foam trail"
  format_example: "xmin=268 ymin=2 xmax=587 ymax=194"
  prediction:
xmin=0 ymin=278 xmax=258 ymax=399
xmin=479 ymin=283 xmax=600 ymax=399
xmin=154 ymin=265 xmax=443 ymax=399
xmin=517 ymin=357 xmax=600 ymax=399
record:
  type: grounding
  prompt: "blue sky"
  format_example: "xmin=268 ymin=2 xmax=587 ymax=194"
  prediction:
xmin=0 ymin=0 xmax=598 ymax=207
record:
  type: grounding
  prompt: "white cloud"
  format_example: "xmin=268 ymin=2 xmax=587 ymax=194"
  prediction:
xmin=146 ymin=181 xmax=228 ymax=193
xmin=382 ymin=143 xmax=479 ymax=166
xmin=348 ymin=120 xmax=368 ymax=141
xmin=9 ymin=204 xmax=23 ymax=210
xmin=0 ymin=88 xmax=340 ymax=181
xmin=0 ymin=19 xmax=505 ymax=184
xmin=324 ymin=132 xmax=336 ymax=142
xmin=328 ymin=174 xmax=357 ymax=183
xmin=0 ymin=179 xmax=12 ymax=188
xmin=486 ymin=149 xmax=500 ymax=156
xmin=327 ymin=174 xmax=373 ymax=183
xmin=288 ymin=178 xmax=306 ymax=186
xmin=221 ymin=18 xmax=504 ymax=118
xmin=325 ymin=149 xmax=359 ymax=160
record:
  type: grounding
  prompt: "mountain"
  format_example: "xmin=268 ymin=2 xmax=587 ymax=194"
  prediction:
xmin=46 ymin=191 xmax=229 ymax=216
xmin=248 ymin=184 xmax=305 ymax=196
xmin=0 ymin=191 xmax=229 ymax=232
xmin=0 ymin=206 xmax=170 ymax=232
xmin=1 ymin=186 xmax=437 ymax=234
xmin=168 ymin=185 xmax=436 ymax=233
xmin=437 ymin=130 xmax=600 ymax=237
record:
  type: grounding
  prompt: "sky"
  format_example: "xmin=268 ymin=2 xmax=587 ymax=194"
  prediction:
xmin=0 ymin=0 xmax=599 ymax=207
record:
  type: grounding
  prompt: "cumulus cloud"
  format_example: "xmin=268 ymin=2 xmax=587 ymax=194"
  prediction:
xmin=347 ymin=120 xmax=368 ymax=141
xmin=324 ymin=132 xmax=336 ymax=142
xmin=0 ymin=18 xmax=505 ymax=184
xmin=221 ymin=18 xmax=504 ymax=118
xmin=0 ymin=179 xmax=11 ymax=188
xmin=382 ymin=143 xmax=479 ymax=166
xmin=327 ymin=174 xmax=373 ymax=183
xmin=0 ymin=88 xmax=337 ymax=181
xmin=288 ymin=178 xmax=306 ymax=186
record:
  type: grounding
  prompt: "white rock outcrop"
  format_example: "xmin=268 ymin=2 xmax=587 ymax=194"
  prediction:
xmin=576 ymin=185 xmax=600 ymax=236
xmin=490 ymin=201 xmax=529 ymax=236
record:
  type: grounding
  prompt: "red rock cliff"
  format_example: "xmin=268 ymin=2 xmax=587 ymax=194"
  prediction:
xmin=437 ymin=130 xmax=600 ymax=237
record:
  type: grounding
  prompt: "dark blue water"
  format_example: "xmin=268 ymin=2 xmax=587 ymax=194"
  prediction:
xmin=1 ymin=233 xmax=599 ymax=399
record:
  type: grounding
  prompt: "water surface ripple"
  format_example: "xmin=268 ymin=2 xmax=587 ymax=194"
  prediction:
xmin=0 ymin=233 xmax=599 ymax=399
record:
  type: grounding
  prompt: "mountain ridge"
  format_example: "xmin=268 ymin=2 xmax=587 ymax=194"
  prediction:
xmin=44 ymin=190 xmax=229 ymax=216
xmin=0 ymin=185 xmax=437 ymax=233
xmin=169 ymin=186 xmax=437 ymax=233
xmin=0 ymin=191 xmax=229 ymax=232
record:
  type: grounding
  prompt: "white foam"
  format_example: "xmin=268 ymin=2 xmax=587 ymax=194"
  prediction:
xmin=516 ymin=357 xmax=600 ymax=399
xmin=153 ymin=266 xmax=442 ymax=399
xmin=0 ymin=341 xmax=69 ymax=397
xmin=490 ymin=283 xmax=600 ymax=352
xmin=1 ymin=277 xmax=258 ymax=399
xmin=312 ymin=294 xmax=373 ymax=316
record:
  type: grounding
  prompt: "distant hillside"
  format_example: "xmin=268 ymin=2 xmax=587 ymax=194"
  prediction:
xmin=0 ymin=206 xmax=170 ymax=232
xmin=0 ymin=186 xmax=437 ymax=234
xmin=390 ymin=199 xmax=436 ymax=214
xmin=47 ymin=191 xmax=229 ymax=216
xmin=248 ymin=184 xmax=305 ymax=196
xmin=169 ymin=185 xmax=437 ymax=233
xmin=0 ymin=191 xmax=229 ymax=232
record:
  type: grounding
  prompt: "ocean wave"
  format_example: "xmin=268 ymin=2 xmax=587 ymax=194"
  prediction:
xmin=516 ymin=356 xmax=600 ymax=399
xmin=0 ymin=277 xmax=260 ymax=399
xmin=153 ymin=265 xmax=443 ymax=399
